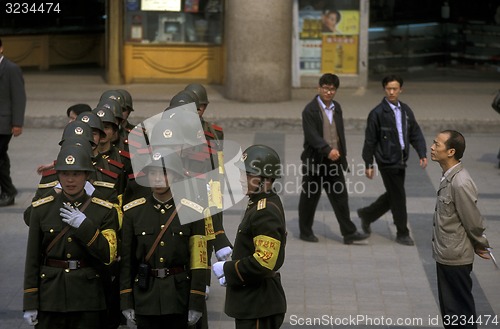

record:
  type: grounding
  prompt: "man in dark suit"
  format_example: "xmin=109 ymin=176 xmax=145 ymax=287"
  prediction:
xmin=298 ymin=73 xmax=368 ymax=244
xmin=0 ymin=38 xmax=26 ymax=206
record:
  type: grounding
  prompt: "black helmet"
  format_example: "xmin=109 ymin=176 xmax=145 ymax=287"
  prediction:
xmin=116 ymin=89 xmax=134 ymax=112
xmin=59 ymin=136 xmax=93 ymax=157
xmin=92 ymin=105 xmax=119 ymax=129
xmin=59 ymin=121 xmax=95 ymax=147
xmin=55 ymin=144 xmax=95 ymax=172
xmin=76 ymin=111 xmax=105 ymax=138
xmin=95 ymin=98 xmax=123 ymax=122
xmin=169 ymin=90 xmax=200 ymax=110
xmin=185 ymin=83 xmax=209 ymax=105
xmin=239 ymin=145 xmax=282 ymax=179
xmin=136 ymin=150 xmax=186 ymax=186
xmin=149 ymin=118 xmax=185 ymax=148
xmin=161 ymin=108 xmax=205 ymax=146
xmin=100 ymin=90 xmax=126 ymax=110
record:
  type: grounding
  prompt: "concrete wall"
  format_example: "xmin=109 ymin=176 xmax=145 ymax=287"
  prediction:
xmin=224 ymin=0 xmax=293 ymax=102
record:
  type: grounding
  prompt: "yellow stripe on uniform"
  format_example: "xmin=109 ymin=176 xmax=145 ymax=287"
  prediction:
xmin=189 ymin=235 xmax=207 ymax=270
xmin=253 ymin=235 xmax=281 ymax=271
xmin=32 ymin=195 xmax=54 ymax=207
xmin=101 ymin=229 xmax=118 ymax=264
xmin=123 ymin=197 xmax=146 ymax=211
xmin=92 ymin=197 xmax=113 ymax=209
xmin=38 ymin=181 xmax=59 ymax=189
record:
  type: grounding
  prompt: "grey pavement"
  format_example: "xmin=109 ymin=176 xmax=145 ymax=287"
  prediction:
xmin=1 ymin=68 xmax=499 ymax=328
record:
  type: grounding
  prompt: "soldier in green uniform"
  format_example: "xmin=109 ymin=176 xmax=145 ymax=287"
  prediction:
xmin=120 ymin=150 xmax=207 ymax=329
xmin=184 ymin=83 xmax=233 ymax=299
xmin=23 ymin=144 xmax=119 ymax=328
xmin=212 ymin=144 xmax=287 ymax=329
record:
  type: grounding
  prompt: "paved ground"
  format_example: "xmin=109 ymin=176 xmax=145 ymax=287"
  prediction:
xmin=0 ymin=68 xmax=499 ymax=328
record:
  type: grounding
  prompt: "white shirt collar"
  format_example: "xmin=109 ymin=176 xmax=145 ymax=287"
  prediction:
xmin=441 ymin=162 xmax=461 ymax=182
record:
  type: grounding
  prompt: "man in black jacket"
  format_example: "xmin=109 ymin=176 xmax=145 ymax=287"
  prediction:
xmin=0 ymin=38 xmax=26 ymax=207
xmin=298 ymin=73 xmax=368 ymax=244
xmin=358 ymin=74 xmax=427 ymax=246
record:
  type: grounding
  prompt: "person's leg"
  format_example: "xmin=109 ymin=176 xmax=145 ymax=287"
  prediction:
xmin=357 ymin=168 xmax=392 ymax=223
xmin=0 ymin=134 xmax=17 ymax=196
xmin=298 ymin=173 xmax=322 ymax=238
xmin=437 ymin=262 xmax=477 ymax=329
xmin=235 ymin=314 xmax=285 ymax=329
xmin=323 ymin=168 xmax=356 ymax=236
xmin=380 ymin=168 xmax=409 ymax=237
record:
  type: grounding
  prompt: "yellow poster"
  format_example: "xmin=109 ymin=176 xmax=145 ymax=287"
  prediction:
xmin=321 ymin=35 xmax=358 ymax=74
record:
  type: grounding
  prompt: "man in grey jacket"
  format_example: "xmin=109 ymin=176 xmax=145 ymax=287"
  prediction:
xmin=0 ymin=38 xmax=26 ymax=206
xmin=430 ymin=129 xmax=491 ymax=329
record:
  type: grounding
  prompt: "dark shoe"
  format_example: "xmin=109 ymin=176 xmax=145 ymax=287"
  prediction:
xmin=343 ymin=231 xmax=369 ymax=245
xmin=357 ymin=208 xmax=371 ymax=235
xmin=396 ymin=235 xmax=414 ymax=246
xmin=299 ymin=234 xmax=319 ymax=242
xmin=0 ymin=194 xmax=15 ymax=207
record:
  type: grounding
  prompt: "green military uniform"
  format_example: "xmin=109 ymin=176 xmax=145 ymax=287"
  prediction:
xmin=223 ymin=191 xmax=287 ymax=328
xmin=120 ymin=194 xmax=207 ymax=328
xmin=23 ymin=189 xmax=118 ymax=328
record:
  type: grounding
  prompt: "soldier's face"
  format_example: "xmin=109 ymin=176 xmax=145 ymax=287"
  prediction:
xmin=59 ymin=171 xmax=87 ymax=197
xmin=148 ymin=167 xmax=170 ymax=192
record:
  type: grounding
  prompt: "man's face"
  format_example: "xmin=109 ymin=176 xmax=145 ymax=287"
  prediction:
xmin=197 ymin=104 xmax=207 ymax=118
xmin=147 ymin=167 xmax=170 ymax=194
xmin=58 ymin=171 xmax=87 ymax=196
xmin=318 ymin=84 xmax=337 ymax=104
xmin=100 ymin=123 xmax=116 ymax=145
xmin=384 ymin=80 xmax=402 ymax=104
xmin=430 ymin=132 xmax=451 ymax=163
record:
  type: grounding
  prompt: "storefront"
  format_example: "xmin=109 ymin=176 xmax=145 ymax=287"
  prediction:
xmin=121 ymin=0 xmax=225 ymax=84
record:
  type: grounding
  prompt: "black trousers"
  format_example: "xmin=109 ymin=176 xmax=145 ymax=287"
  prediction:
xmin=0 ymin=134 xmax=16 ymax=196
xmin=360 ymin=167 xmax=409 ymax=237
xmin=36 ymin=311 xmax=101 ymax=329
xmin=136 ymin=313 xmax=187 ymax=329
xmin=298 ymin=164 xmax=356 ymax=237
xmin=235 ymin=313 xmax=285 ymax=329
xmin=436 ymin=262 xmax=477 ymax=329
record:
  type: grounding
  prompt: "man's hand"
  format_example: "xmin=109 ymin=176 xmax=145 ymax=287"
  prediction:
xmin=36 ymin=162 xmax=55 ymax=175
xmin=475 ymin=248 xmax=492 ymax=260
xmin=187 ymin=310 xmax=203 ymax=326
xmin=23 ymin=310 xmax=38 ymax=326
xmin=122 ymin=309 xmax=136 ymax=325
xmin=328 ymin=149 xmax=340 ymax=161
xmin=365 ymin=168 xmax=375 ymax=179
xmin=215 ymin=246 xmax=232 ymax=261
xmin=60 ymin=203 xmax=86 ymax=228
xmin=12 ymin=126 xmax=22 ymax=137
xmin=420 ymin=157 xmax=428 ymax=169
xmin=212 ymin=261 xmax=226 ymax=279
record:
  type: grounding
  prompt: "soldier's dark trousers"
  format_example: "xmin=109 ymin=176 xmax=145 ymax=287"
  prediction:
xmin=234 ymin=313 xmax=285 ymax=329
xmin=136 ymin=314 xmax=187 ymax=329
xmin=36 ymin=310 xmax=101 ymax=329
xmin=0 ymin=134 xmax=16 ymax=196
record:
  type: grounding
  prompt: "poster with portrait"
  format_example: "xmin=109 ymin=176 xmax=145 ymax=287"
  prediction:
xmin=297 ymin=0 xmax=360 ymax=74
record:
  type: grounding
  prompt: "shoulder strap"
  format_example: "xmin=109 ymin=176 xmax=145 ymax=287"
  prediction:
xmin=144 ymin=204 xmax=182 ymax=263
xmin=45 ymin=196 xmax=92 ymax=255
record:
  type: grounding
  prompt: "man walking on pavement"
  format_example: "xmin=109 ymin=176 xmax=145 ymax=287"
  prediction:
xmin=0 ymin=37 xmax=26 ymax=206
xmin=358 ymin=74 xmax=427 ymax=246
xmin=298 ymin=73 xmax=368 ymax=244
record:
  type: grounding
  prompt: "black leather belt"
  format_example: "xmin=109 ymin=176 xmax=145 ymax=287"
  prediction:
xmin=150 ymin=266 xmax=186 ymax=278
xmin=46 ymin=259 xmax=88 ymax=270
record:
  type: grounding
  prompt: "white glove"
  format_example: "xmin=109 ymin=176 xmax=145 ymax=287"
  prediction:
xmin=218 ymin=276 xmax=227 ymax=287
xmin=122 ymin=309 xmax=136 ymax=325
xmin=23 ymin=310 xmax=38 ymax=326
xmin=187 ymin=310 xmax=202 ymax=326
xmin=60 ymin=203 xmax=86 ymax=228
xmin=205 ymin=285 xmax=210 ymax=300
xmin=212 ymin=260 xmax=226 ymax=279
xmin=215 ymin=246 xmax=232 ymax=261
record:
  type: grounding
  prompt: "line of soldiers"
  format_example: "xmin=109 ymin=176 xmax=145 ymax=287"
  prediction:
xmin=23 ymin=84 xmax=281 ymax=329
